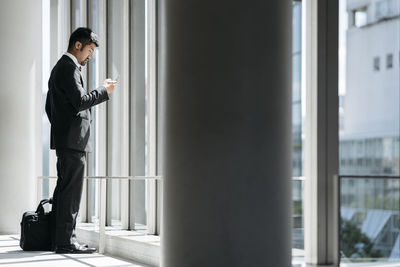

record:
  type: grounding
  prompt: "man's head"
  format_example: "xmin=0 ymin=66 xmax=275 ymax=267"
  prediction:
xmin=67 ymin=27 xmax=99 ymax=66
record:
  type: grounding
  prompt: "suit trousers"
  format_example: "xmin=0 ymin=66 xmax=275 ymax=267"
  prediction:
xmin=51 ymin=148 xmax=86 ymax=246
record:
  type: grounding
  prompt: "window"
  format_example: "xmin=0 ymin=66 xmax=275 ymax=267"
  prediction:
xmin=291 ymin=0 xmax=304 ymax=259
xmin=130 ymin=0 xmax=148 ymax=231
xmin=374 ymin=56 xmax=380 ymax=71
xmin=107 ymin=0 xmax=130 ymax=229
xmin=387 ymin=53 xmax=393 ymax=69
xmin=43 ymin=0 xmax=157 ymax=234
xmin=353 ymin=8 xmax=368 ymax=27
xmin=375 ymin=0 xmax=394 ymax=21
xmin=86 ymin=0 xmax=106 ymax=225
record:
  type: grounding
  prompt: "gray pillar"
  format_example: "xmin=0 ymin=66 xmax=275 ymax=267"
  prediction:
xmin=0 ymin=0 xmax=42 ymax=233
xmin=160 ymin=0 xmax=292 ymax=266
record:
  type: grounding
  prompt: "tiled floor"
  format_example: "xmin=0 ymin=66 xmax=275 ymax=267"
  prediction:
xmin=0 ymin=235 xmax=150 ymax=267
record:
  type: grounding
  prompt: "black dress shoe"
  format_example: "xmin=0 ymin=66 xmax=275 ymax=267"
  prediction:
xmin=55 ymin=243 xmax=96 ymax=254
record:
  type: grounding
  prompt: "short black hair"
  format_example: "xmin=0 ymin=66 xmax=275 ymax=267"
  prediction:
xmin=68 ymin=27 xmax=99 ymax=50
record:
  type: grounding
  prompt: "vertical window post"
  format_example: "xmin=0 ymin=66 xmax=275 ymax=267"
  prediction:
xmin=303 ymin=0 xmax=339 ymax=265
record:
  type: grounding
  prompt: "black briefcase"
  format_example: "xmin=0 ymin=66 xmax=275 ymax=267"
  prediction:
xmin=20 ymin=198 xmax=53 ymax=251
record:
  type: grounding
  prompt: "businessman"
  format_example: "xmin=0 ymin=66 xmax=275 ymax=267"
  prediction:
xmin=45 ymin=27 xmax=116 ymax=253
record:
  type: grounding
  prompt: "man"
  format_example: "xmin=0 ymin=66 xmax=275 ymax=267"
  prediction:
xmin=45 ymin=27 xmax=116 ymax=253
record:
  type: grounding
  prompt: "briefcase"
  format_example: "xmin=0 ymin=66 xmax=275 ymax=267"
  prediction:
xmin=20 ymin=198 xmax=53 ymax=251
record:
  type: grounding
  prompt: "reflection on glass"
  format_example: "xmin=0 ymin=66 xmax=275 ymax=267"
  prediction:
xmin=340 ymin=177 xmax=400 ymax=262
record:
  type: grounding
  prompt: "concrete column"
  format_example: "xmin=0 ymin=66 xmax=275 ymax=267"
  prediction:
xmin=160 ymin=0 xmax=292 ymax=266
xmin=0 ymin=0 xmax=42 ymax=233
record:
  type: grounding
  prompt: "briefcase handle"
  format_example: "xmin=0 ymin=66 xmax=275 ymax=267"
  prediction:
xmin=35 ymin=198 xmax=53 ymax=216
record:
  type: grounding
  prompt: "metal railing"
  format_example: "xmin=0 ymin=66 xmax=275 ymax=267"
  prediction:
xmin=338 ymin=175 xmax=400 ymax=263
xmin=37 ymin=175 xmax=162 ymax=253
xmin=338 ymin=175 xmax=400 ymax=179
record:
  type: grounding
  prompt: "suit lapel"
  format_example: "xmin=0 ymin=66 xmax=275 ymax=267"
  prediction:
xmin=62 ymin=55 xmax=92 ymax=116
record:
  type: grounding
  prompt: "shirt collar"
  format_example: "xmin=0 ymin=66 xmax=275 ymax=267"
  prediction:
xmin=64 ymin=52 xmax=82 ymax=71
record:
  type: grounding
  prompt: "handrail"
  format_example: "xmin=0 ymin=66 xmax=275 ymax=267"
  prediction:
xmin=37 ymin=175 xmax=162 ymax=253
xmin=39 ymin=175 xmax=303 ymax=181
xmin=39 ymin=175 xmax=303 ymax=180
xmin=37 ymin=175 xmax=163 ymax=180
xmin=338 ymin=175 xmax=400 ymax=179
xmin=38 ymin=174 xmax=302 ymax=253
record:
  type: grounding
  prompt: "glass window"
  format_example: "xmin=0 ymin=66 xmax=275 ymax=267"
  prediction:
xmin=375 ymin=0 xmax=394 ymax=20
xmin=387 ymin=53 xmax=393 ymax=69
xmin=42 ymin=0 xmax=51 ymax=200
xmin=374 ymin=56 xmax=380 ymax=71
xmin=353 ymin=8 xmax=368 ymax=27
xmin=340 ymin=177 xmax=400 ymax=262
xmin=292 ymin=0 xmax=305 ymax=263
xmin=86 ymin=0 xmax=102 ymax=225
xmin=339 ymin=0 xmax=400 ymax=262
xmin=107 ymin=0 xmax=130 ymax=228
xmin=292 ymin=1 xmax=303 ymax=178
xmin=44 ymin=0 xmax=156 ymax=235
xmin=71 ymin=0 xmax=85 ymax=29
xmin=71 ymin=0 xmax=89 ymax=225
xmin=130 ymin=0 xmax=148 ymax=231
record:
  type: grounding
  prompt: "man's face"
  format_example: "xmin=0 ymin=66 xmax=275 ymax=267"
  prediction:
xmin=74 ymin=42 xmax=96 ymax=66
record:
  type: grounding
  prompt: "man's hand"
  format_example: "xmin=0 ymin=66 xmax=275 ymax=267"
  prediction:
xmin=103 ymin=79 xmax=118 ymax=94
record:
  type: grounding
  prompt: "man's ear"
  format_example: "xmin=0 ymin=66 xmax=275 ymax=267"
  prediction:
xmin=74 ymin=41 xmax=82 ymax=50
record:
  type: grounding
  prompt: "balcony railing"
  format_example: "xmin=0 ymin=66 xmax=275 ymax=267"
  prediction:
xmin=38 ymin=175 xmax=306 ymax=257
xmin=339 ymin=175 xmax=400 ymax=263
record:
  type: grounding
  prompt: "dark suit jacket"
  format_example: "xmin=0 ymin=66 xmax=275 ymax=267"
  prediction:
xmin=45 ymin=55 xmax=109 ymax=152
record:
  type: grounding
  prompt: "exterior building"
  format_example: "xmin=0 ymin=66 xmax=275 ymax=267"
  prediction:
xmin=340 ymin=0 xmax=400 ymax=176
xmin=340 ymin=0 xmax=400 ymax=260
